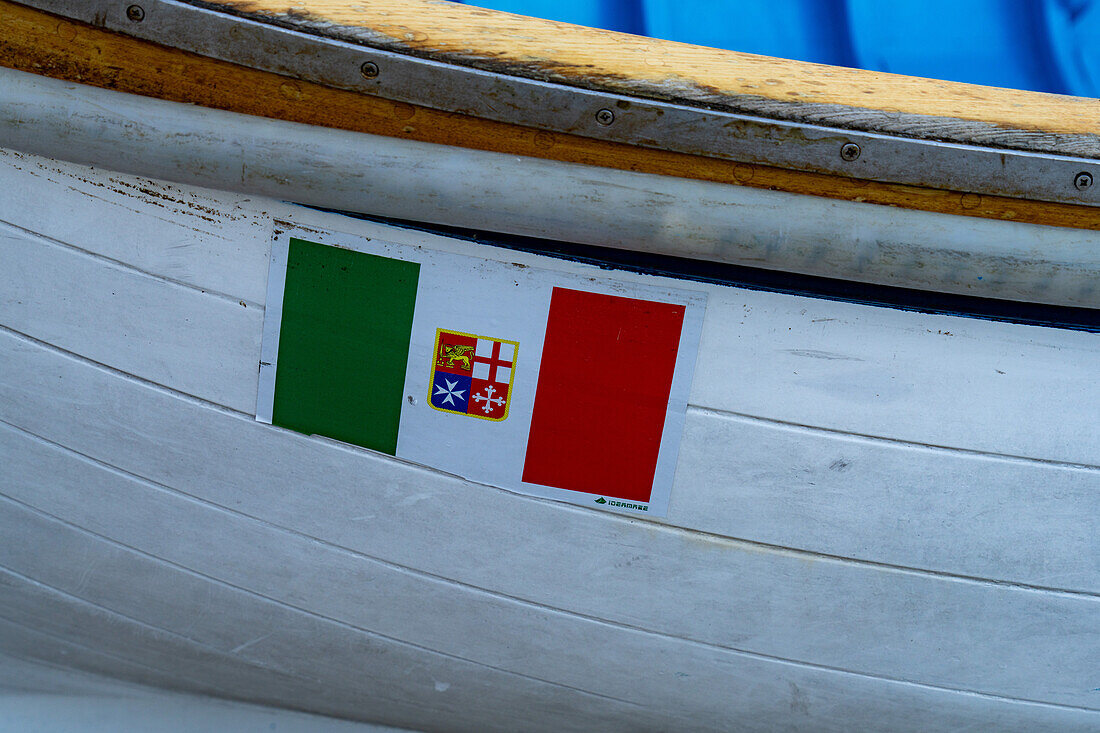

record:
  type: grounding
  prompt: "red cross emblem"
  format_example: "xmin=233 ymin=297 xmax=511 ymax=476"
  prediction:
xmin=428 ymin=329 xmax=518 ymax=421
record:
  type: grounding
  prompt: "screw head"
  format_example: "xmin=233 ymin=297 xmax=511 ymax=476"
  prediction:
xmin=125 ymin=4 xmax=144 ymax=22
xmin=359 ymin=61 xmax=379 ymax=79
xmin=1074 ymin=171 xmax=1093 ymax=191
xmin=840 ymin=142 xmax=861 ymax=162
xmin=595 ymin=108 xmax=615 ymax=126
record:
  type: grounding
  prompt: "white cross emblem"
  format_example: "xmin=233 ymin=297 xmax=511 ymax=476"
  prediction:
xmin=433 ymin=378 xmax=466 ymax=407
xmin=472 ymin=384 xmax=506 ymax=413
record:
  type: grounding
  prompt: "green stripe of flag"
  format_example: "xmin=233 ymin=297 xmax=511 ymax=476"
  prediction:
xmin=272 ymin=237 xmax=420 ymax=455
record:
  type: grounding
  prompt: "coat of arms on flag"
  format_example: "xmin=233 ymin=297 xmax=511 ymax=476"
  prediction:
xmin=429 ymin=329 xmax=518 ymax=421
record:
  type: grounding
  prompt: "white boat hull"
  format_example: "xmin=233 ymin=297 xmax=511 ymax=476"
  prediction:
xmin=1 ymin=146 xmax=1099 ymax=731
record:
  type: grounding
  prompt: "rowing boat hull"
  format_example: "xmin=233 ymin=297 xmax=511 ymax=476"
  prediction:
xmin=2 ymin=1 xmax=1100 ymax=728
xmin=2 ymin=135 xmax=1099 ymax=731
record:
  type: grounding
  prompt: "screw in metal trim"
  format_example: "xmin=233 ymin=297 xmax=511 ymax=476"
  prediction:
xmin=1074 ymin=171 xmax=1093 ymax=191
xmin=840 ymin=142 xmax=861 ymax=162
xmin=125 ymin=4 xmax=145 ymax=22
xmin=595 ymin=108 xmax=615 ymax=126
xmin=360 ymin=61 xmax=380 ymax=79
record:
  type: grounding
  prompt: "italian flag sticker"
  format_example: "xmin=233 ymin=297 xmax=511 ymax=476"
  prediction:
xmin=257 ymin=224 xmax=706 ymax=516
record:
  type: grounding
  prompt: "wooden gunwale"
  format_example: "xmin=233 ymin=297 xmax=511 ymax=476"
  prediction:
xmin=3 ymin=0 xmax=1100 ymax=231
xmin=191 ymin=0 xmax=1100 ymax=152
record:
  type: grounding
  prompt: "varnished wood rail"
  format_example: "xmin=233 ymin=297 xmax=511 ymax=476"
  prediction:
xmin=3 ymin=0 xmax=1100 ymax=230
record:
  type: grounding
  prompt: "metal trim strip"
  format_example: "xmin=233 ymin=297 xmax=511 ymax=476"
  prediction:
xmin=14 ymin=0 xmax=1100 ymax=207
xmin=6 ymin=66 xmax=1099 ymax=310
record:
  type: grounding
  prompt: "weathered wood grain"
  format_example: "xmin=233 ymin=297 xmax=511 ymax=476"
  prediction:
xmin=0 ymin=580 xmax=330 ymax=709
xmin=0 ymin=149 xmax=273 ymax=304
xmin=673 ymin=412 xmax=1100 ymax=593
xmin=3 ymin=160 xmax=1099 ymax=594
xmin=4 ymin=159 xmax=1098 ymax=464
xmin=0 ymin=224 xmax=263 ymax=412
xmin=3 ymin=133 xmax=1100 ymax=727
xmin=3 ymin=527 xmax=1095 ymax=733
xmin=0 ymin=652 xmax=153 ymax=697
xmin=1 ymin=433 xmax=1028 ymax=732
xmin=689 ymin=296 xmax=1100 ymax=468
xmin=189 ymin=0 xmax=1100 ymax=155
xmin=0 ymin=616 xmax=228 ymax=700
xmin=4 ymin=1 xmax=1100 ymax=230
xmin=0 ymin=558 xmax=650 ymax=733
xmin=5 ymin=215 xmax=1100 ymax=591
xmin=0 ymin=654 xmax=404 ymax=733
xmin=4 ymin=331 xmax=1099 ymax=709
xmin=8 ymin=223 xmax=1100 ymax=594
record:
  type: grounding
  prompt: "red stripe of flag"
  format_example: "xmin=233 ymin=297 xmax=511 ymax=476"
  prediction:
xmin=522 ymin=287 xmax=686 ymax=503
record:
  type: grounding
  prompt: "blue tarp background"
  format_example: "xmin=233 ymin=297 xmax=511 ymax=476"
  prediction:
xmin=457 ymin=0 xmax=1100 ymax=96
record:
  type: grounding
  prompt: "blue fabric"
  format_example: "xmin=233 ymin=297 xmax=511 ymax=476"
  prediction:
xmin=455 ymin=0 xmax=1100 ymax=96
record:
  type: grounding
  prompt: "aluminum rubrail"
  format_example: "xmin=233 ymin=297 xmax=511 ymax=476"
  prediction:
xmin=15 ymin=0 xmax=1100 ymax=208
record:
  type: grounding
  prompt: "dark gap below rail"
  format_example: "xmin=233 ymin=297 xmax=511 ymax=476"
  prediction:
xmin=311 ymin=206 xmax=1100 ymax=333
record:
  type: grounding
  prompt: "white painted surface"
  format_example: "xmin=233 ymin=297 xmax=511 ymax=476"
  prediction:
xmin=2 ymin=181 xmax=1098 ymax=590
xmin=0 ymin=569 xmax=650 ymax=733
xmin=0 ymin=655 xmax=409 ymax=733
xmin=1 ymin=417 xmax=1097 ymax=732
xmin=4 ymin=328 xmax=1100 ymax=709
xmin=0 ymin=221 xmax=262 ymax=412
xmin=2 ymin=148 xmax=1100 ymax=728
xmin=4 ymin=67 xmax=1100 ymax=308
xmin=0 ymin=148 xmax=271 ymax=304
xmin=4 ymin=149 xmax=1099 ymax=465
xmin=675 ymin=412 xmax=1100 ymax=593
xmin=691 ymin=295 xmax=1100 ymax=466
